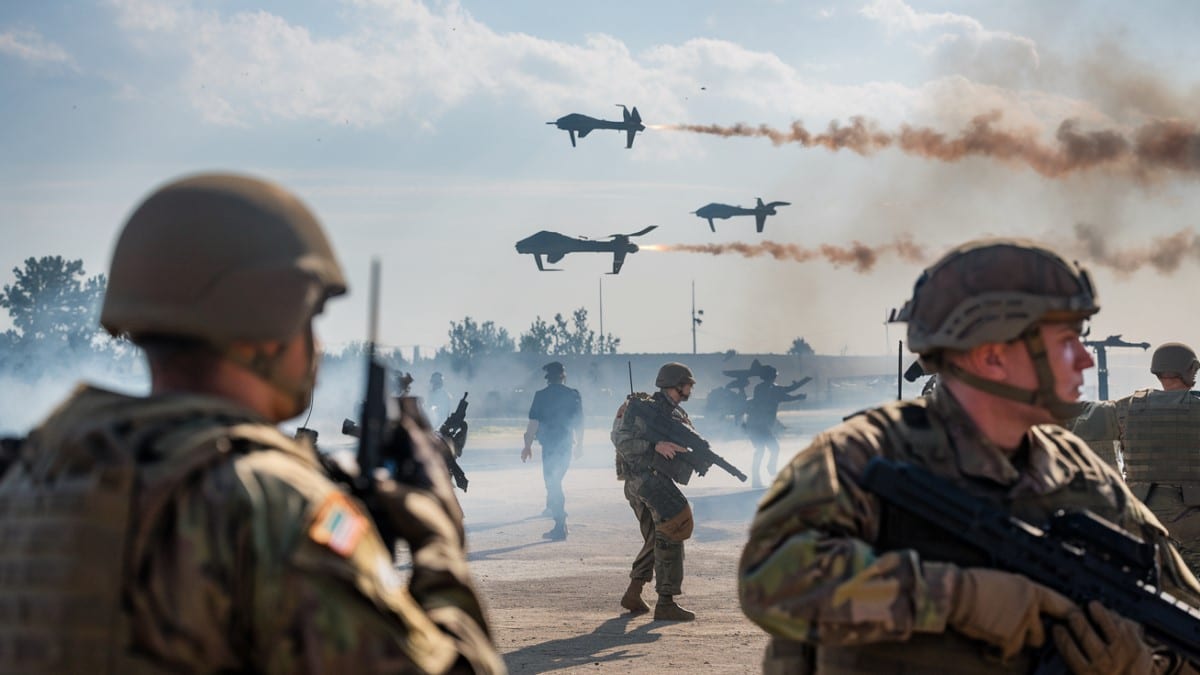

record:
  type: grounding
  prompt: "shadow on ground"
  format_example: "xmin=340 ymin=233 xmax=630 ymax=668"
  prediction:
xmin=503 ymin=615 xmax=663 ymax=673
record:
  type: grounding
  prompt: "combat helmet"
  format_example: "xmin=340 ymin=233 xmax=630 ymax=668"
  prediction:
xmin=656 ymin=362 xmax=696 ymax=388
xmin=1151 ymin=343 xmax=1200 ymax=386
xmin=101 ymin=173 xmax=346 ymax=344
xmin=890 ymin=238 xmax=1098 ymax=417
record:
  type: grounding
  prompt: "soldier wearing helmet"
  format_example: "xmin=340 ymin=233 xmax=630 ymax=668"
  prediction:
xmin=521 ymin=361 xmax=583 ymax=540
xmin=0 ymin=174 xmax=504 ymax=674
xmin=745 ymin=362 xmax=809 ymax=488
xmin=739 ymin=239 xmax=1200 ymax=674
xmin=610 ymin=361 xmax=701 ymax=621
xmin=1107 ymin=342 xmax=1200 ymax=573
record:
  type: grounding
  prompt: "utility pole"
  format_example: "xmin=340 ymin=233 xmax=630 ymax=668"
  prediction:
xmin=691 ymin=280 xmax=704 ymax=354
xmin=598 ymin=277 xmax=604 ymax=339
xmin=1083 ymin=334 xmax=1150 ymax=400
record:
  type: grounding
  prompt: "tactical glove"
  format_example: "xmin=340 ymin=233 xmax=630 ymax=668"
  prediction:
xmin=1052 ymin=601 xmax=1155 ymax=675
xmin=947 ymin=567 xmax=1077 ymax=660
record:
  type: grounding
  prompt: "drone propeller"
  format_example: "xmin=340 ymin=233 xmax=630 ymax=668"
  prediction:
xmin=608 ymin=225 xmax=657 ymax=239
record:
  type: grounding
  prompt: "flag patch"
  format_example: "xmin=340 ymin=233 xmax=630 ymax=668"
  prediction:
xmin=309 ymin=492 xmax=369 ymax=557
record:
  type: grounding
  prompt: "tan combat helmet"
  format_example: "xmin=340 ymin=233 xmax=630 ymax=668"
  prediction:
xmin=102 ymin=173 xmax=346 ymax=344
xmin=890 ymin=238 xmax=1098 ymax=418
xmin=656 ymin=362 xmax=696 ymax=389
xmin=1150 ymin=342 xmax=1200 ymax=387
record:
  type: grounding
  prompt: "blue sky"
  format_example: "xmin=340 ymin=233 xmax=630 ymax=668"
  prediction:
xmin=3 ymin=0 xmax=1200 ymax=358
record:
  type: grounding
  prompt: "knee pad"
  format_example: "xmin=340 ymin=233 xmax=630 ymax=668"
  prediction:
xmin=656 ymin=504 xmax=694 ymax=542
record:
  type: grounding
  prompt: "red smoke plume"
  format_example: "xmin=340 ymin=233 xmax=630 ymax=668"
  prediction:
xmin=645 ymin=238 xmax=926 ymax=272
xmin=664 ymin=113 xmax=1200 ymax=178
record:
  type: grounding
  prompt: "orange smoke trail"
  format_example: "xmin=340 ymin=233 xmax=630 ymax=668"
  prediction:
xmin=648 ymin=238 xmax=926 ymax=272
xmin=663 ymin=112 xmax=1200 ymax=178
xmin=1066 ymin=224 xmax=1200 ymax=276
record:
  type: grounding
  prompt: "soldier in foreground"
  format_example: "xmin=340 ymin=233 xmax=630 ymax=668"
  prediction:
xmin=0 ymin=174 xmax=504 ymax=673
xmin=521 ymin=361 xmax=583 ymax=540
xmin=739 ymin=239 xmax=1200 ymax=673
xmin=612 ymin=362 xmax=702 ymax=621
xmin=745 ymin=364 xmax=808 ymax=488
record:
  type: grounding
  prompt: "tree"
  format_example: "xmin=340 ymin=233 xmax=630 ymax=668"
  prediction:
xmin=439 ymin=317 xmax=515 ymax=374
xmin=0 ymin=256 xmax=107 ymax=352
xmin=519 ymin=307 xmax=620 ymax=355
xmin=788 ymin=337 xmax=815 ymax=356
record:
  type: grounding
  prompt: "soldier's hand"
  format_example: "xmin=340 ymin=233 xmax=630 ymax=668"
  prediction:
xmin=947 ymin=567 xmax=1076 ymax=660
xmin=1053 ymin=601 xmax=1155 ymax=675
xmin=655 ymin=441 xmax=685 ymax=459
xmin=521 ymin=446 xmax=532 ymax=462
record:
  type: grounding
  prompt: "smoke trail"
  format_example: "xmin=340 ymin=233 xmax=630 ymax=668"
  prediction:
xmin=663 ymin=112 xmax=1200 ymax=178
xmin=1066 ymin=223 xmax=1200 ymax=276
xmin=643 ymin=238 xmax=926 ymax=272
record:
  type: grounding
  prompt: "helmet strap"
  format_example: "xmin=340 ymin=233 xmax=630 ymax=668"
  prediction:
xmin=941 ymin=328 xmax=1082 ymax=420
xmin=223 ymin=324 xmax=317 ymax=417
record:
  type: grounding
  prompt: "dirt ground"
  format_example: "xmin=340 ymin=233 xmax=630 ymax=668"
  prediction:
xmin=440 ymin=410 xmax=844 ymax=674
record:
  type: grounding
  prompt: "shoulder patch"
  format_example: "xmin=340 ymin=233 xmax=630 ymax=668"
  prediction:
xmin=309 ymin=491 xmax=369 ymax=557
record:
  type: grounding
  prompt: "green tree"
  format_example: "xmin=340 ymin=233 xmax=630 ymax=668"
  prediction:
xmin=0 ymin=256 xmax=107 ymax=351
xmin=788 ymin=336 xmax=815 ymax=356
xmin=439 ymin=317 xmax=515 ymax=374
xmin=519 ymin=307 xmax=620 ymax=355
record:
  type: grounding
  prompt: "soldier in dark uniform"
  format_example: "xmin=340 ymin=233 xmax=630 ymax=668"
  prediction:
xmin=522 ymin=361 xmax=583 ymax=541
xmin=612 ymin=362 xmax=701 ymax=621
xmin=745 ymin=364 xmax=808 ymax=488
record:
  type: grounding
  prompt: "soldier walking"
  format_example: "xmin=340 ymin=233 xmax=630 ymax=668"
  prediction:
xmin=745 ymin=364 xmax=807 ymax=488
xmin=0 ymin=174 xmax=504 ymax=673
xmin=739 ymin=239 xmax=1200 ymax=673
xmin=612 ymin=362 xmax=702 ymax=621
xmin=522 ymin=361 xmax=583 ymax=541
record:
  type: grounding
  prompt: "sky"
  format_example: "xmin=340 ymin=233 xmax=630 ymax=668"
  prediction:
xmin=3 ymin=0 xmax=1200 ymax=359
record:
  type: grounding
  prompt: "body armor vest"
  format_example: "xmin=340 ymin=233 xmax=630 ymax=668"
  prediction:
xmin=0 ymin=388 xmax=269 ymax=674
xmin=1121 ymin=389 xmax=1200 ymax=487
xmin=815 ymin=399 xmax=1125 ymax=675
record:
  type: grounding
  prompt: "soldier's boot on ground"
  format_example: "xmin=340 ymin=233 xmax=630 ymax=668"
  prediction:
xmin=620 ymin=580 xmax=650 ymax=613
xmin=543 ymin=520 xmax=568 ymax=541
xmin=653 ymin=595 xmax=695 ymax=622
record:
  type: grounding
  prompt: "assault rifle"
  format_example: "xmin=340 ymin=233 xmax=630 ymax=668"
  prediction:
xmin=438 ymin=393 xmax=470 ymax=491
xmin=624 ymin=396 xmax=747 ymax=485
xmin=861 ymin=457 xmax=1200 ymax=672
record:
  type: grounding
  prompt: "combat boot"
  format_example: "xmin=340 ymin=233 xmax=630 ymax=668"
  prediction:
xmin=620 ymin=580 xmax=650 ymax=613
xmin=654 ymin=595 xmax=695 ymax=621
xmin=543 ymin=521 xmax=568 ymax=541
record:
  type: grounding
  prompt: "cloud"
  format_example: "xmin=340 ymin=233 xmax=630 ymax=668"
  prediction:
xmin=859 ymin=0 xmax=1039 ymax=85
xmin=0 ymin=28 xmax=77 ymax=70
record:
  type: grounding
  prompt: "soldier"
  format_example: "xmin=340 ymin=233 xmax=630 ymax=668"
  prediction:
xmin=739 ymin=239 xmax=1200 ymax=674
xmin=1113 ymin=342 xmax=1200 ymax=573
xmin=426 ymin=371 xmax=455 ymax=423
xmin=521 ymin=361 xmax=583 ymax=541
xmin=745 ymin=364 xmax=808 ymax=488
xmin=0 ymin=173 xmax=504 ymax=674
xmin=612 ymin=362 xmax=701 ymax=622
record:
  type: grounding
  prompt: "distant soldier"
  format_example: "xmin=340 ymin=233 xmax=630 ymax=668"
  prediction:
xmin=1113 ymin=342 xmax=1200 ymax=573
xmin=0 ymin=174 xmax=504 ymax=673
xmin=522 ymin=361 xmax=583 ymax=541
xmin=426 ymin=371 xmax=455 ymax=423
xmin=611 ymin=362 xmax=701 ymax=621
xmin=745 ymin=364 xmax=807 ymax=488
xmin=739 ymin=239 xmax=1200 ymax=673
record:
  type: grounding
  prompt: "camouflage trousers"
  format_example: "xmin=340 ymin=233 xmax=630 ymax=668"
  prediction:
xmin=625 ymin=469 xmax=687 ymax=596
xmin=624 ymin=480 xmax=655 ymax=583
xmin=1144 ymin=484 xmax=1200 ymax=575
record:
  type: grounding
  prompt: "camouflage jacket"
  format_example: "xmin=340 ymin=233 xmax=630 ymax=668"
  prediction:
xmin=0 ymin=385 xmax=505 ymax=674
xmin=612 ymin=391 xmax=692 ymax=473
xmin=739 ymin=385 xmax=1200 ymax=673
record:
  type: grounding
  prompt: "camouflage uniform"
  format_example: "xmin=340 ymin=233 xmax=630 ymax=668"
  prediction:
xmin=1068 ymin=400 xmax=1122 ymax=469
xmin=1117 ymin=388 xmax=1200 ymax=574
xmin=612 ymin=391 xmax=694 ymax=598
xmin=0 ymin=386 xmax=503 ymax=673
xmin=739 ymin=385 xmax=1200 ymax=674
